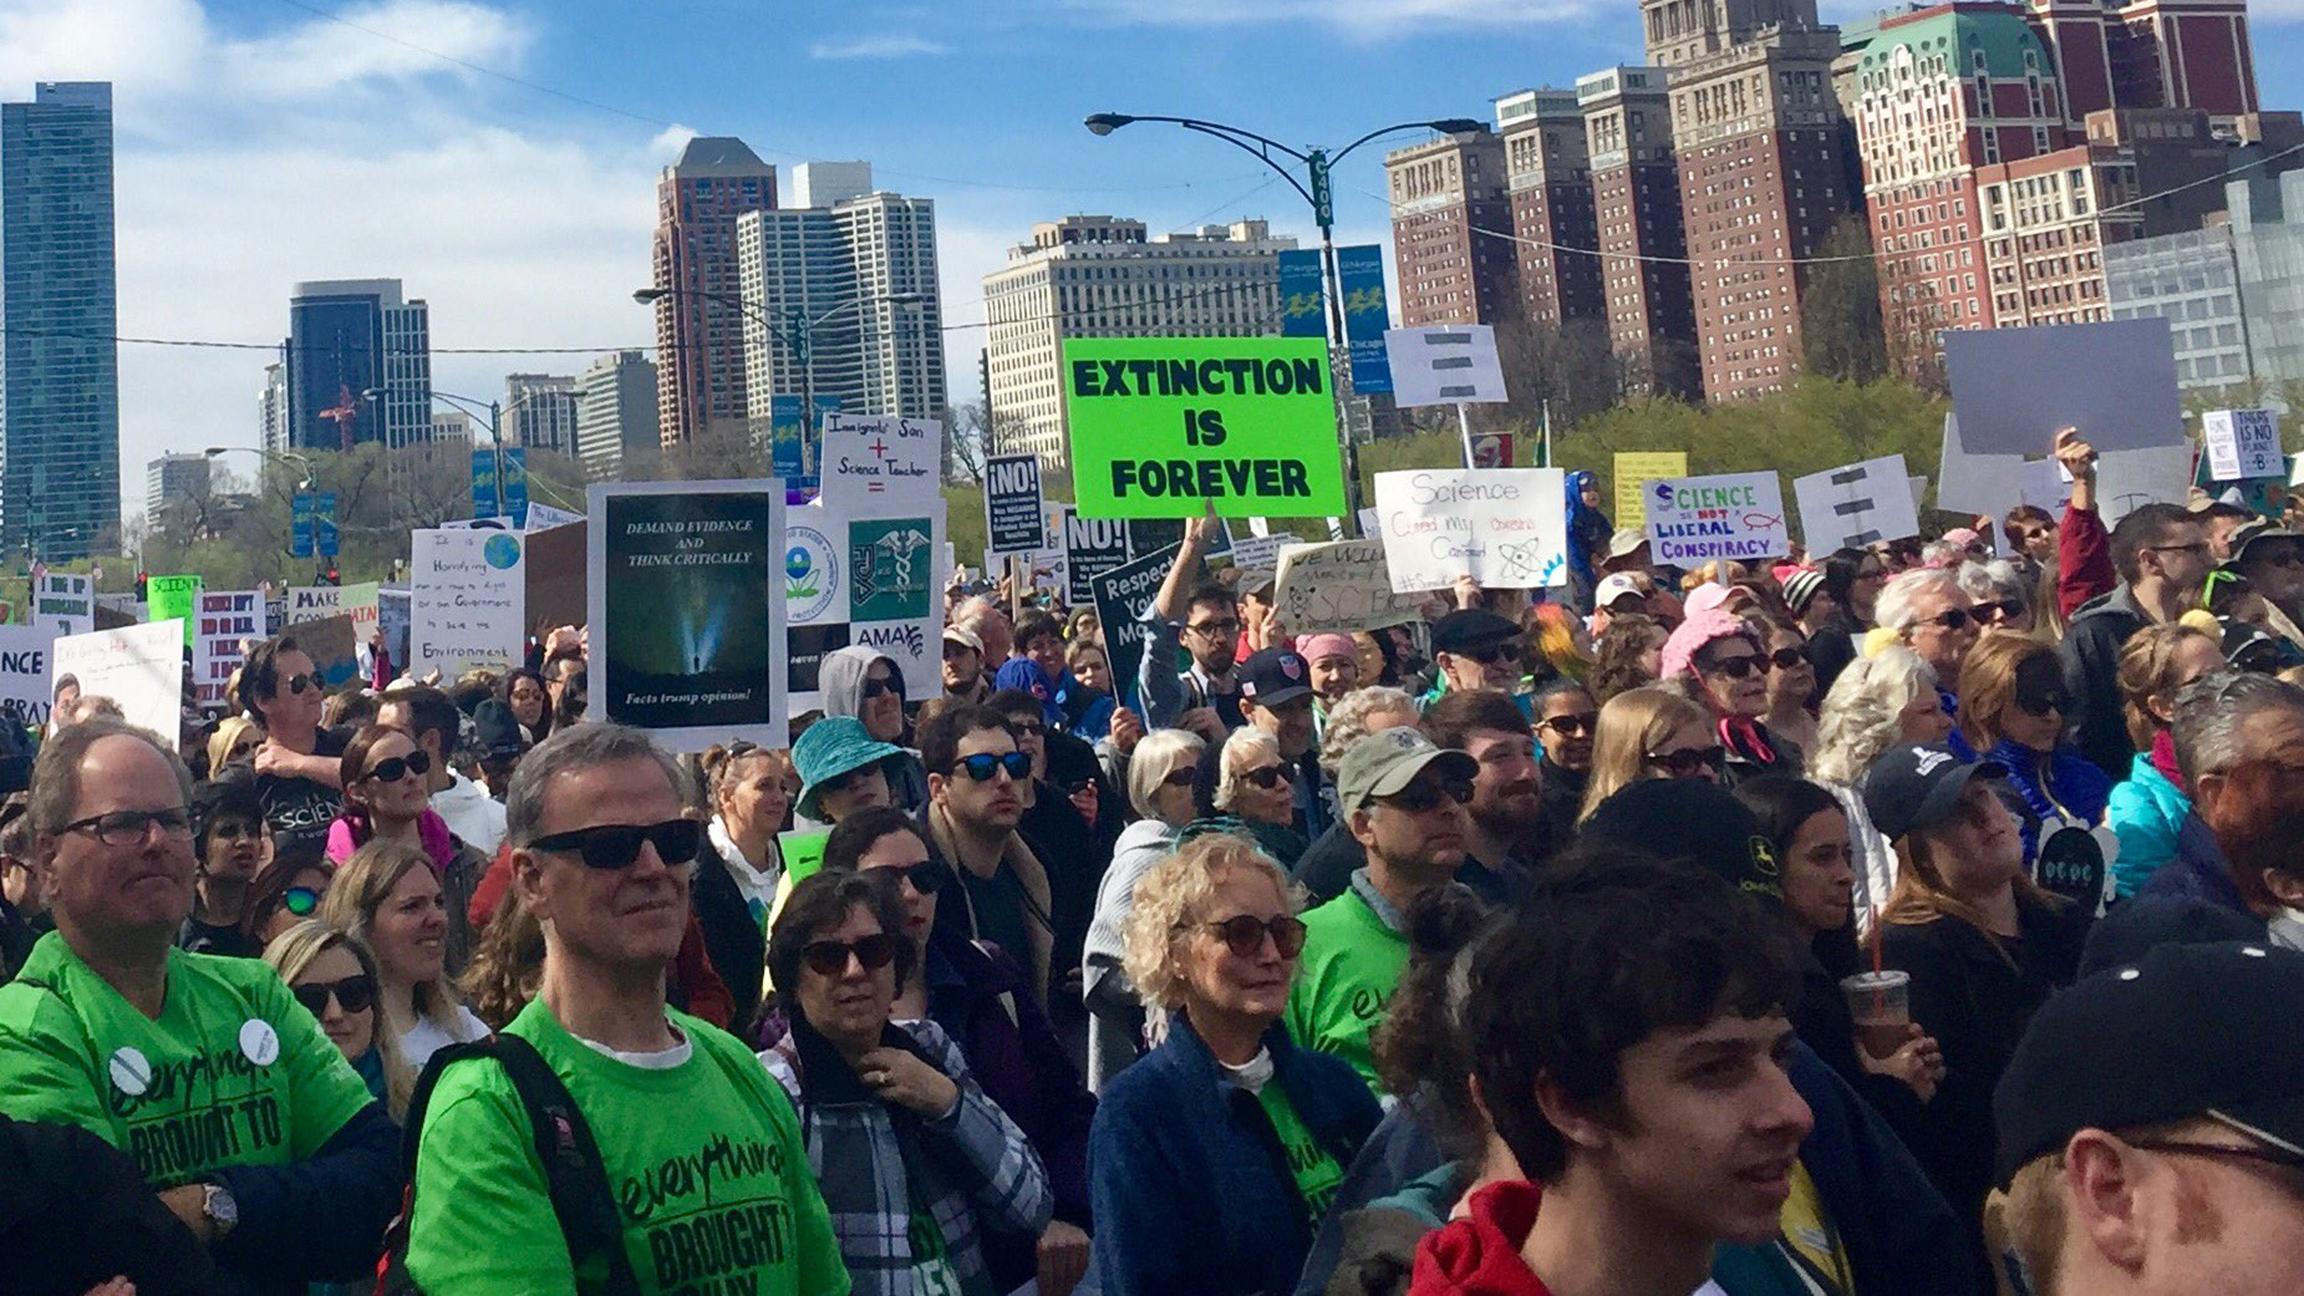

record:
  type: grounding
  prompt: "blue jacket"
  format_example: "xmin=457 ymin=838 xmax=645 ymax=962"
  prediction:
xmin=1985 ymin=739 xmax=2111 ymax=864
xmin=2105 ymin=752 xmax=2191 ymax=897
xmin=2135 ymin=810 xmax=2246 ymax=912
xmin=1090 ymin=1016 xmax=1382 ymax=1296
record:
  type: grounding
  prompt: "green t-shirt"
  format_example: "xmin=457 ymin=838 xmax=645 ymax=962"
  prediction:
xmin=405 ymin=996 xmax=850 ymax=1296
xmin=1255 ymin=1081 xmax=1345 ymax=1225
xmin=0 ymin=931 xmax=376 ymax=1187
xmin=1284 ymin=886 xmax=1409 ymax=1093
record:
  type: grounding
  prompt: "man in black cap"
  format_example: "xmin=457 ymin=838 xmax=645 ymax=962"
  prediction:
xmin=1994 ymin=941 xmax=2304 ymax=1295
xmin=1239 ymin=646 xmax=1328 ymax=837
xmin=1419 ymin=607 xmax=1529 ymax=717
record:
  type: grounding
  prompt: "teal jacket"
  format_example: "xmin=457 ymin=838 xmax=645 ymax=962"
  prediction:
xmin=2106 ymin=752 xmax=2192 ymax=898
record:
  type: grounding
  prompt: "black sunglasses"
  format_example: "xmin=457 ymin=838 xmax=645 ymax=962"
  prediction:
xmin=1767 ymin=647 xmax=1806 ymax=671
xmin=1972 ymin=599 xmax=2026 ymax=623
xmin=1647 ymin=746 xmax=1728 ymax=778
xmin=277 ymin=672 xmax=321 ymax=696
xmin=1701 ymin=653 xmax=1764 ymax=680
xmin=1540 ymin=713 xmax=1599 ymax=738
xmin=861 ymin=674 xmax=902 ymax=699
xmin=1458 ymin=641 xmax=1520 ymax=667
xmin=293 ymin=974 xmax=375 ymax=1018
xmin=2014 ymin=688 xmax=2072 ymax=718
xmin=1191 ymin=913 xmax=1309 ymax=960
xmin=1913 ymin=608 xmax=1973 ymax=632
xmin=1241 ymin=764 xmax=1295 ymax=789
xmin=1377 ymin=777 xmax=1474 ymax=813
xmin=365 ymin=750 xmax=433 ymax=784
xmin=883 ymin=861 xmax=949 ymax=895
xmin=1161 ymin=767 xmax=1197 ymax=789
xmin=955 ymin=751 xmax=1033 ymax=783
xmin=528 ymin=819 xmax=702 ymax=870
xmin=801 ymin=932 xmax=901 ymax=977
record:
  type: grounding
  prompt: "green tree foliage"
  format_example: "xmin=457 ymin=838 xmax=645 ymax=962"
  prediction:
xmin=1800 ymin=217 xmax=1889 ymax=385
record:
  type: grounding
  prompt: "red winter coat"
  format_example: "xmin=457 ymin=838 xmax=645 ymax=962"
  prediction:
xmin=1409 ymin=1181 xmax=1554 ymax=1296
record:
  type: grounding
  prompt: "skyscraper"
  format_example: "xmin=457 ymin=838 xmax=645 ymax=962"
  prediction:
xmin=575 ymin=350 xmax=660 ymax=480
xmin=146 ymin=452 xmax=209 ymax=522
xmin=652 ymin=137 xmax=776 ymax=450
xmin=260 ymin=358 xmax=289 ymax=454
xmin=1580 ymin=66 xmax=1703 ymax=399
xmin=503 ymin=373 xmax=579 ymax=455
xmin=2 ymin=82 xmax=120 ymax=559
xmin=1383 ymin=128 xmax=1523 ymax=328
xmin=736 ymin=161 xmax=946 ymax=435
xmin=285 ymin=279 xmax=432 ymax=450
xmin=1494 ymin=90 xmax=1606 ymax=330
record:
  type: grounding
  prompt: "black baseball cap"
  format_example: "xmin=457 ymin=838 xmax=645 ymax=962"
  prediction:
xmin=1431 ymin=608 xmax=1518 ymax=655
xmin=1862 ymin=743 xmax=2009 ymax=842
xmin=1239 ymin=647 xmax=1313 ymax=708
xmin=1994 ymin=941 xmax=2304 ymax=1184
xmin=2228 ymin=517 xmax=2303 ymax=566
xmin=1582 ymin=779 xmax=1782 ymax=902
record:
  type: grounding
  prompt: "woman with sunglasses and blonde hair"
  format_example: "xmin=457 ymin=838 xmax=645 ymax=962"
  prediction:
xmin=263 ymin=919 xmax=414 ymax=1119
xmin=1577 ymin=686 xmax=1718 ymax=823
xmin=320 ymin=838 xmax=489 ymax=1069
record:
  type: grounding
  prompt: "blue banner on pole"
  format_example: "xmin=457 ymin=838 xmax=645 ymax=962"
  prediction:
xmin=290 ymin=493 xmax=315 ymax=558
xmin=1276 ymin=249 xmax=1326 ymax=339
xmin=470 ymin=449 xmax=496 ymax=520
xmin=315 ymin=492 xmax=339 ymax=557
xmin=769 ymin=394 xmax=839 ymax=494
xmin=503 ymin=448 xmax=529 ymax=530
xmin=1336 ymin=244 xmax=1393 ymax=395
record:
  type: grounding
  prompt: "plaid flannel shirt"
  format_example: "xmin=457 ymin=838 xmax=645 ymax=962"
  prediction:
xmin=761 ymin=1017 xmax=1052 ymax=1296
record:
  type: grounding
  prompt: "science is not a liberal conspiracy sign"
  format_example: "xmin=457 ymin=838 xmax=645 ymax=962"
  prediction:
xmin=1063 ymin=337 xmax=1346 ymax=519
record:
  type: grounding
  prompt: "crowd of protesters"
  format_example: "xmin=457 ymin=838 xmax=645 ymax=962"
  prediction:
xmin=4 ymin=425 xmax=2304 ymax=1296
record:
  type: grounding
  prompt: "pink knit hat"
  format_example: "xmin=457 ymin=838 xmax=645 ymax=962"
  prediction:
xmin=1660 ymin=607 xmax=1760 ymax=680
xmin=1296 ymin=633 xmax=1357 ymax=663
xmin=1683 ymin=582 xmax=1755 ymax=618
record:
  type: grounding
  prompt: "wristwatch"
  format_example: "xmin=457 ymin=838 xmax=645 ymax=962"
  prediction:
xmin=201 ymin=1181 xmax=238 ymax=1240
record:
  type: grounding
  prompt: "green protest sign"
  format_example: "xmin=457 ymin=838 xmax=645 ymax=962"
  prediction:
xmin=1064 ymin=337 xmax=1345 ymax=519
xmin=781 ymin=829 xmax=830 ymax=886
xmin=146 ymin=574 xmax=203 ymax=647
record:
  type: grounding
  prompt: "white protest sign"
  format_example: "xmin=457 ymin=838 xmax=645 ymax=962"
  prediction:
xmin=286 ymin=585 xmax=341 ymax=623
xmin=2093 ymin=444 xmax=2194 ymax=527
xmin=1227 ymin=533 xmax=1296 ymax=577
xmin=524 ymin=501 xmax=586 ymax=532
xmin=1945 ymin=318 xmax=2183 ymax=454
xmin=1272 ymin=540 xmax=1425 ymax=634
xmin=1384 ymin=325 xmax=1510 ymax=408
xmin=983 ymin=454 xmax=1048 ymax=555
xmin=0 ymin=625 xmax=55 ymax=731
xmin=1372 ymin=468 xmax=1567 ymax=592
xmin=1645 ymin=472 xmax=1790 ymax=566
xmin=783 ymin=500 xmax=945 ymax=713
xmin=2203 ymin=409 xmax=2283 ymax=482
xmin=1793 ymin=455 xmax=1921 ymax=552
xmin=818 ymin=412 xmax=942 ymax=511
xmin=2018 ymin=461 xmax=2069 ymax=513
xmin=411 ymin=528 xmax=526 ymax=677
xmin=1026 ymin=548 xmax=1068 ymax=600
xmin=54 ymin=621 xmax=181 ymax=739
xmin=31 ymin=572 xmax=92 ymax=637
xmin=191 ymin=590 xmax=262 ymax=707
xmin=439 ymin=516 xmax=517 ymax=530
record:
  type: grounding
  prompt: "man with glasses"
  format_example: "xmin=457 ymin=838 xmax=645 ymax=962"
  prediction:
xmin=1423 ymin=689 xmax=1552 ymax=900
xmin=2062 ymin=502 xmax=2213 ymax=780
xmin=1138 ymin=512 xmax=1243 ymax=736
xmin=1285 ymin=727 xmax=1477 ymax=1094
xmin=1420 ymin=608 xmax=1531 ymax=717
xmin=1993 ymin=939 xmax=2304 ymax=1295
xmin=920 ymin=705 xmax=1057 ymax=1013
xmin=405 ymin=722 xmax=846 ymax=1295
xmin=0 ymin=719 xmax=400 ymax=1290
xmin=237 ymin=635 xmax=346 ymax=867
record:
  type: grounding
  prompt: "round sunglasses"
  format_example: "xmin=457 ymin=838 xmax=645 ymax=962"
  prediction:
xmin=292 ymin=973 xmax=375 ymax=1018
xmin=1646 ymin=746 xmax=1728 ymax=778
xmin=1190 ymin=913 xmax=1309 ymax=959
xmin=800 ymin=932 xmax=901 ymax=977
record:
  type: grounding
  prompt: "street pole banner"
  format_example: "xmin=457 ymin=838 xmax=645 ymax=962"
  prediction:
xmin=1062 ymin=508 xmax=1131 ymax=605
xmin=192 ymin=589 xmax=262 ymax=707
xmin=0 ymin=625 xmax=56 ymax=732
xmin=1384 ymin=325 xmax=1508 ymax=408
xmin=770 ymin=394 xmax=840 ymax=493
xmin=411 ymin=528 xmax=525 ymax=679
xmin=588 ymin=480 xmax=787 ymax=750
xmin=1063 ymin=337 xmax=1346 ymax=519
xmin=1611 ymin=452 xmax=1687 ymax=530
xmin=292 ymin=492 xmax=316 ymax=559
xmin=146 ymin=575 xmax=202 ymax=648
xmin=1372 ymin=469 xmax=1568 ymax=593
xmin=1645 ymin=472 xmax=1791 ymax=566
xmin=55 ymin=621 xmax=181 ymax=740
xmin=1272 ymin=539 xmax=1425 ymax=635
xmin=818 ymin=413 xmax=942 ymax=512
xmin=1276 ymin=250 xmax=1326 ymax=339
xmin=984 ymin=454 xmax=1048 ymax=556
xmin=33 ymin=573 xmax=92 ymax=637
xmin=1946 ymin=319 xmax=2182 ymax=454
xmin=1793 ymin=455 xmax=1921 ymax=553
xmin=315 ymin=491 xmax=340 ymax=558
xmin=1337 ymin=245 xmax=1393 ymax=396
xmin=2204 ymin=409 xmax=2283 ymax=482
xmin=1091 ymin=545 xmax=1179 ymax=714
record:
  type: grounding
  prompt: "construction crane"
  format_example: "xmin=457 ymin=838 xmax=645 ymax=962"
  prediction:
xmin=318 ymin=384 xmax=361 ymax=452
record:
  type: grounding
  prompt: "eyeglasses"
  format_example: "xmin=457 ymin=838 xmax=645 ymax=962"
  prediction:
xmin=364 ymin=750 xmax=432 ymax=784
xmin=208 ymin=821 xmax=263 ymax=843
xmin=1188 ymin=913 xmax=1309 ymax=959
xmin=282 ymin=885 xmax=321 ymax=917
xmin=1240 ymin=764 xmax=1295 ymax=790
xmin=62 ymin=808 xmax=193 ymax=847
xmin=861 ymin=675 xmax=901 ymax=699
xmin=1540 ymin=713 xmax=1599 ymax=738
xmin=955 ymin=751 xmax=1033 ymax=783
xmin=1008 ymin=719 xmax=1046 ymax=739
xmin=2147 ymin=541 xmax=2211 ymax=558
xmin=226 ymin=741 xmax=259 ymax=761
xmin=800 ymin=932 xmax=901 ymax=977
xmin=1700 ymin=652 xmax=1763 ymax=680
xmin=881 ymin=861 xmax=949 ymax=895
xmin=1767 ymin=647 xmax=1807 ymax=671
xmin=293 ymin=974 xmax=376 ymax=1018
xmin=2127 ymin=1138 xmax=2304 ymax=1178
xmin=1161 ymin=767 xmax=1197 ymax=789
xmin=1457 ymin=641 xmax=1521 ymax=667
xmin=1909 ymin=608 xmax=1973 ymax=633
xmin=2014 ymin=687 xmax=2073 ymax=717
xmin=1971 ymin=599 xmax=2026 ymax=623
xmin=2018 ymin=526 xmax=2054 ymax=544
xmin=1187 ymin=618 xmax=1241 ymax=637
xmin=527 ymin=819 xmax=702 ymax=871
xmin=1646 ymin=746 xmax=1728 ymax=779
xmin=1376 ymin=778 xmax=1474 ymax=814
xmin=276 ymin=672 xmax=321 ymax=696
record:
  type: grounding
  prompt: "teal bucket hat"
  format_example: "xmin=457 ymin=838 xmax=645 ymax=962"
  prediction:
xmin=793 ymin=716 xmax=906 ymax=821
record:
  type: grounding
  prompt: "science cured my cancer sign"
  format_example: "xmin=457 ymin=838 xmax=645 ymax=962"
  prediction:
xmin=1063 ymin=337 xmax=1346 ymax=519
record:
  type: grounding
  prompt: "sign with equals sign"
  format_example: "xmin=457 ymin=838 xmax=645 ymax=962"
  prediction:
xmin=1384 ymin=325 xmax=1510 ymax=408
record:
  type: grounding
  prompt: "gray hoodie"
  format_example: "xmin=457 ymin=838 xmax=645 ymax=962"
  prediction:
xmin=816 ymin=645 xmax=930 ymax=813
xmin=1084 ymin=817 xmax=1181 ymax=1092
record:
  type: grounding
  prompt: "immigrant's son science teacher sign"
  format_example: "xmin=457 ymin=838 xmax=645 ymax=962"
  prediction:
xmin=1063 ymin=337 xmax=1346 ymax=519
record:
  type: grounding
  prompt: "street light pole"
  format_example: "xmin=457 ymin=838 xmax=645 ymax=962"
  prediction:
xmin=401 ymin=389 xmax=514 ymax=519
xmin=1084 ymin=113 xmax=1481 ymax=536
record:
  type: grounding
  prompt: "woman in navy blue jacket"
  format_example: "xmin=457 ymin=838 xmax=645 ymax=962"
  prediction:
xmin=1959 ymin=633 xmax=2111 ymax=870
xmin=1090 ymin=831 xmax=1382 ymax=1296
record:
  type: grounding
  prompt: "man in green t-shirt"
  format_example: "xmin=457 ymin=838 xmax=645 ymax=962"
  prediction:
xmin=1285 ymin=727 xmax=1476 ymax=1092
xmin=0 ymin=719 xmax=400 ymax=1291
xmin=406 ymin=722 xmax=849 ymax=1295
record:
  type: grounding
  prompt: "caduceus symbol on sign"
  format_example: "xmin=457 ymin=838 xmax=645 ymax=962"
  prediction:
xmin=876 ymin=528 xmax=932 ymax=589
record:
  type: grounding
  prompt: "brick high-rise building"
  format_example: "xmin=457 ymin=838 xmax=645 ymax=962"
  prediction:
xmin=1580 ymin=66 xmax=1702 ymax=399
xmin=1494 ymin=90 xmax=1605 ymax=329
xmin=2027 ymin=0 xmax=2257 ymax=125
xmin=1383 ymin=128 xmax=1521 ymax=328
xmin=652 ymin=137 xmax=775 ymax=450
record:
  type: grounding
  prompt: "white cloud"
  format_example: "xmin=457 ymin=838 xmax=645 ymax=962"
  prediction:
xmin=215 ymin=0 xmax=531 ymax=101
xmin=1057 ymin=0 xmax=1594 ymax=33
xmin=808 ymin=33 xmax=949 ymax=59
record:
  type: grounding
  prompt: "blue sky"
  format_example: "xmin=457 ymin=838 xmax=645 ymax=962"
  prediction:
xmin=4 ymin=0 xmax=2301 ymax=520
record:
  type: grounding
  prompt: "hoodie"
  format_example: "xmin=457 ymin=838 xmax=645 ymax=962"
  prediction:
xmin=1083 ymin=817 xmax=1179 ymax=1091
xmin=2057 ymin=584 xmax=2148 ymax=781
xmin=1409 ymin=1181 xmax=1550 ymax=1296
xmin=817 ymin=645 xmax=930 ymax=811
